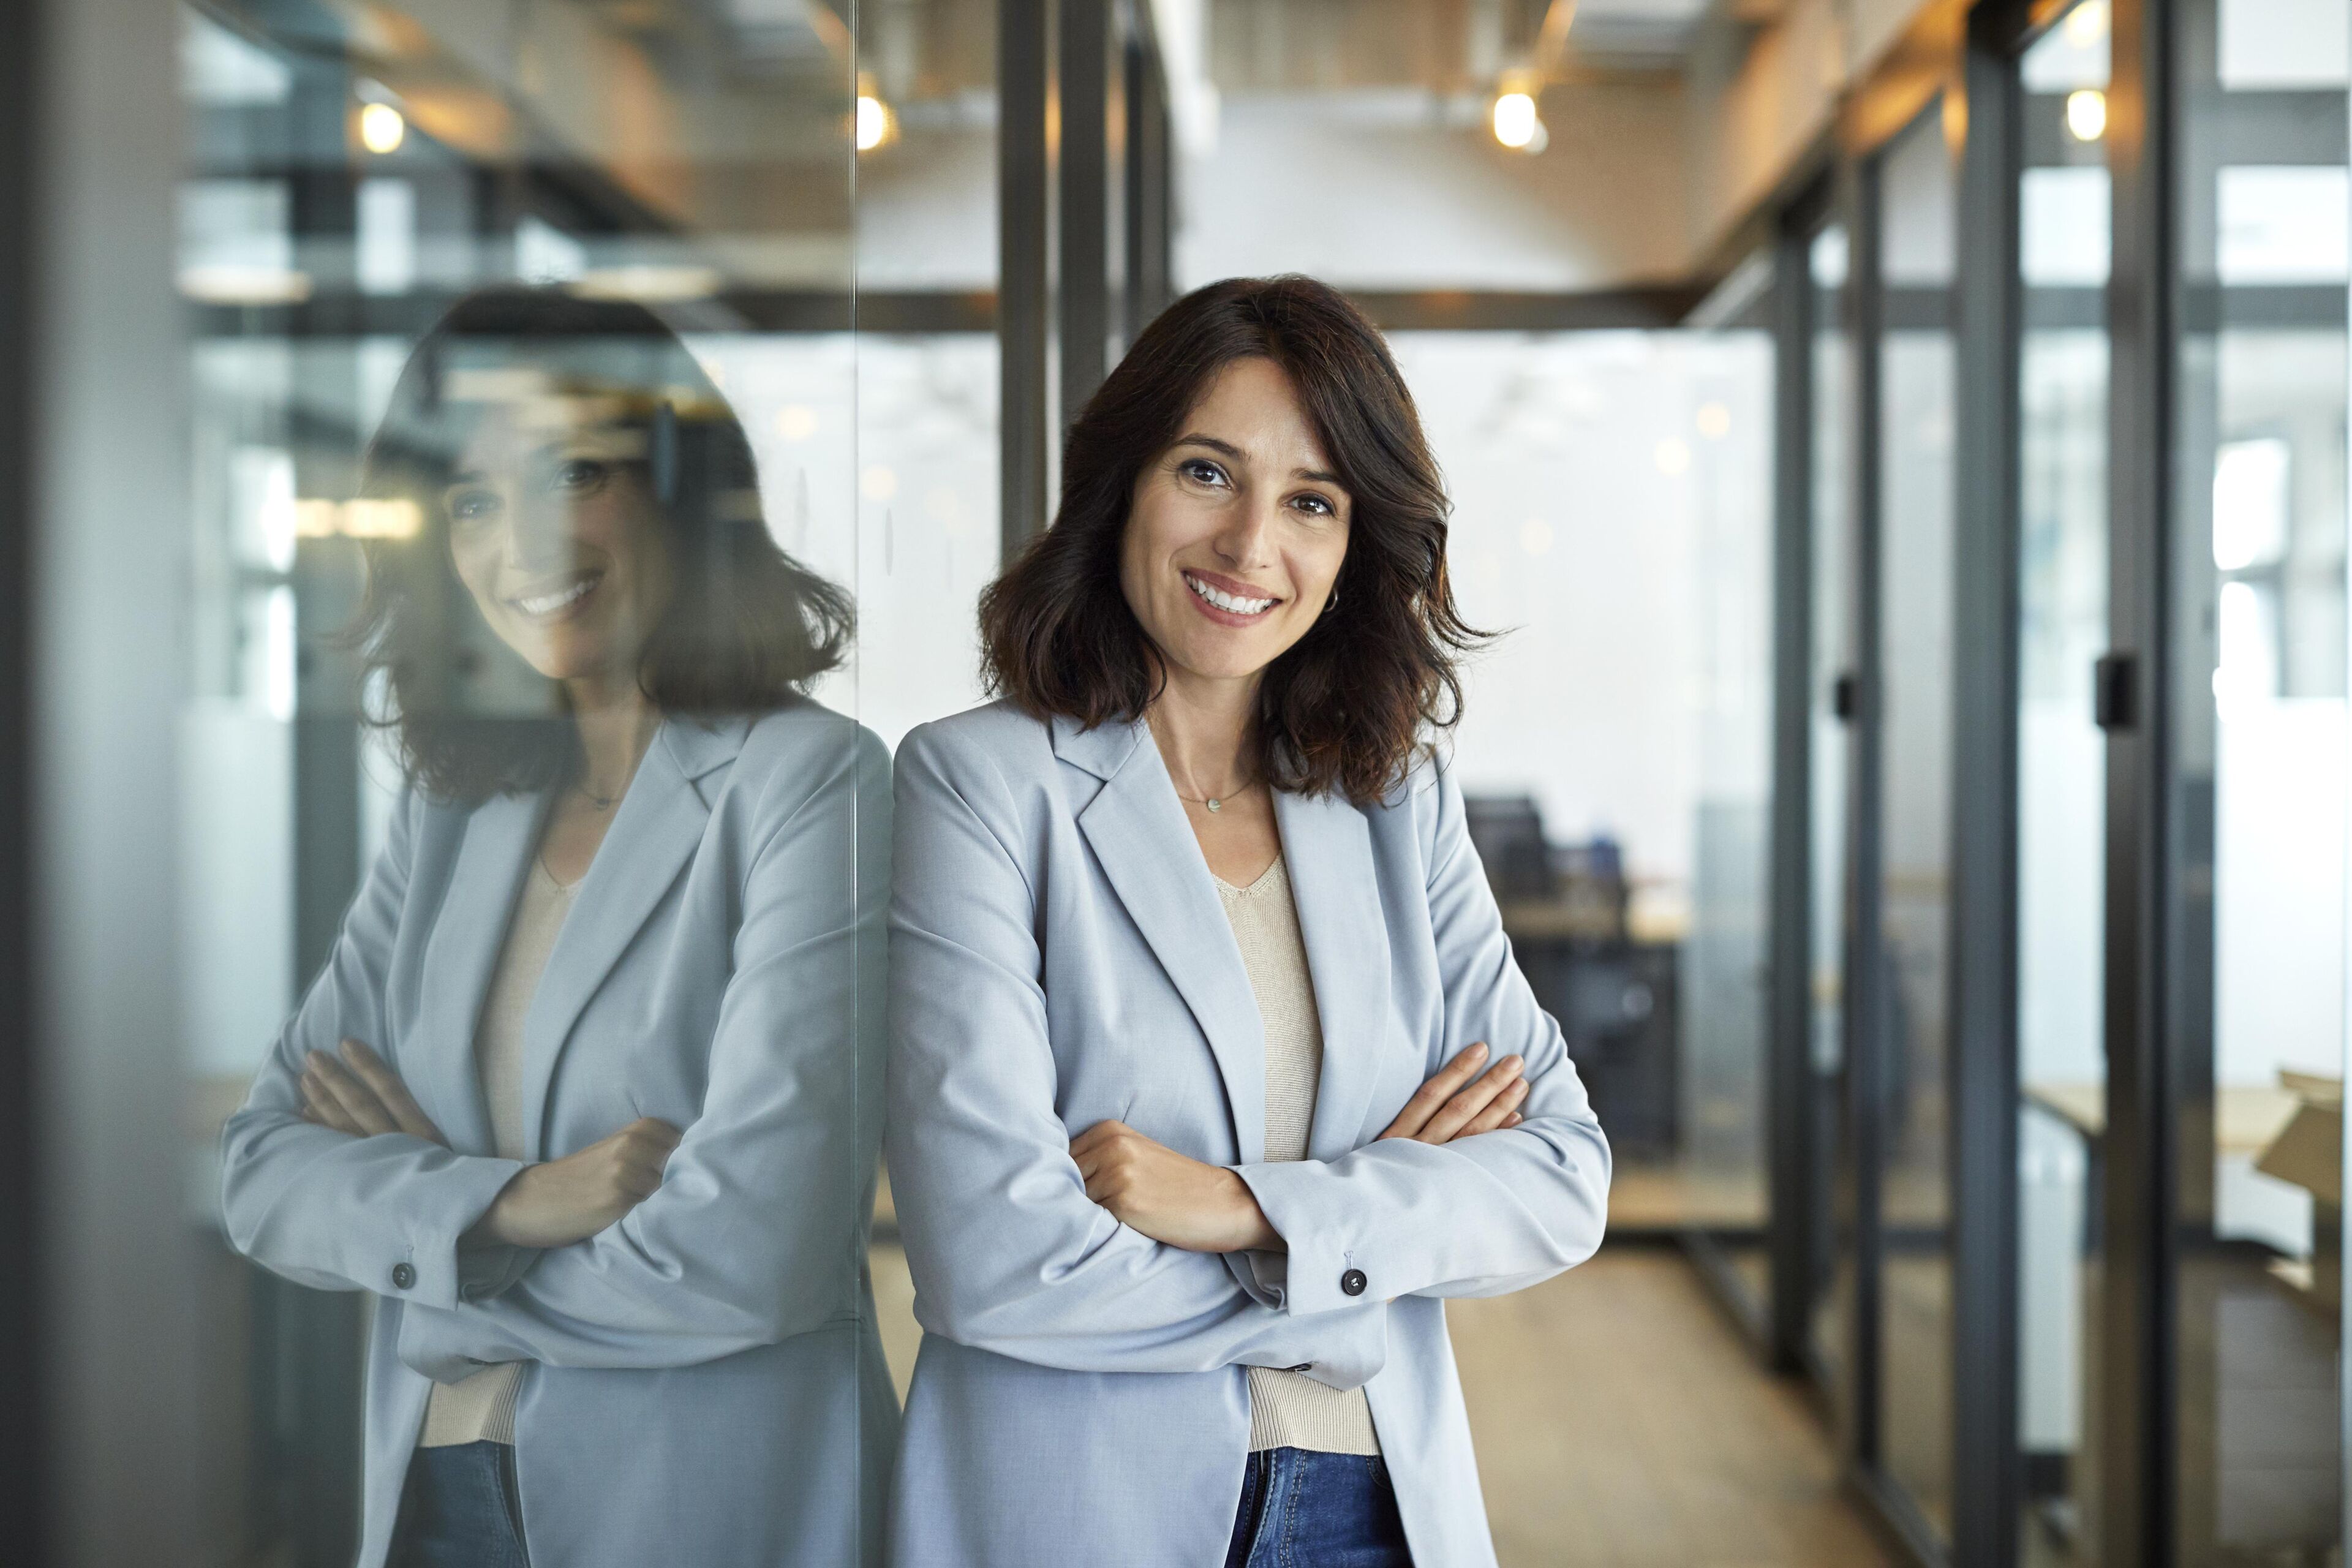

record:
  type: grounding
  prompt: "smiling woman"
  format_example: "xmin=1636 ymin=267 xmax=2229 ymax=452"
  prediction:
xmin=352 ymin=288 xmax=854 ymax=803
xmin=978 ymin=274 xmax=1484 ymax=808
xmin=888 ymin=277 xmax=1611 ymax=1568
xmin=217 ymin=287 xmax=895 ymax=1568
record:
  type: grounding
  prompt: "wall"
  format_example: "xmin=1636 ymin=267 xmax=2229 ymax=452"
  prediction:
xmin=1177 ymin=85 xmax=1692 ymax=290
xmin=34 ymin=0 xmax=206 ymax=1560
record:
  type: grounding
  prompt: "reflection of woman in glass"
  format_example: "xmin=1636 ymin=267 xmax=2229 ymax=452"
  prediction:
xmin=886 ymin=276 xmax=1611 ymax=1567
xmin=221 ymin=290 xmax=894 ymax=1568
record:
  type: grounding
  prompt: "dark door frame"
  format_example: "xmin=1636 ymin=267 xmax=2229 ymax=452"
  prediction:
xmin=1765 ymin=173 xmax=1840 ymax=1382
xmin=1001 ymin=0 xmax=1174 ymax=558
xmin=1835 ymin=127 xmax=1916 ymax=1557
xmin=1948 ymin=3 xmax=2031 ymax=1565
xmin=2099 ymin=0 xmax=2182 ymax=1560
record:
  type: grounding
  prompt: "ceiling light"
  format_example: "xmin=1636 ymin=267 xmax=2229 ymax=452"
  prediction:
xmin=178 ymin=265 xmax=314 ymax=306
xmin=358 ymin=101 xmax=405 ymax=154
xmin=856 ymin=93 xmax=897 ymax=153
xmin=570 ymin=265 xmax=723 ymax=302
xmin=2066 ymin=88 xmax=2106 ymax=141
xmin=1491 ymin=91 xmax=1544 ymax=153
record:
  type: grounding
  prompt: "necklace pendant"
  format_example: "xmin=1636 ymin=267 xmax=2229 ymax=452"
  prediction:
xmin=1205 ymin=797 xmax=1222 ymax=813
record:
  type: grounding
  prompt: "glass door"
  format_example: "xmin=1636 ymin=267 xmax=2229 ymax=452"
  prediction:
xmin=2012 ymin=4 xmax=2113 ymax=1562
xmin=177 ymin=4 xmax=869 ymax=1560
xmin=1807 ymin=217 xmax=1856 ymax=1392
xmin=1871 ymin=95 xmax=1964 ymax=1548
xmin=2164 ymin=1 xmax=2349 ymax=1561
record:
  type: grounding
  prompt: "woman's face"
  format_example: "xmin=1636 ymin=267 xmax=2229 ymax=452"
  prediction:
xmin=1118 ymin=357 xmax=1352 ymax=690
xmin=443 ymin=399 xmax=674 ymax=687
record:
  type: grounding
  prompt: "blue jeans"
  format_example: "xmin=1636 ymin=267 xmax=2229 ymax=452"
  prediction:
xmin=391 ymin=1441 xmax=530 ymax=1568
xmin=1224 ymin=1449 xmax=1414 ymax=1568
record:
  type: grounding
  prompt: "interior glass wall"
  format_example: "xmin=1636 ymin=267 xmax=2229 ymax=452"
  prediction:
xmin=852 ymin=326 xmax=999 ymax=1400
xmin=178 ymin=3 xmax=873 ymax=1561
xmin=2014 ymin=4 xmax=2113 ymax=1562
xmin=1874 ymin=97 xmax=1961 ymax=1543
xmin=1682 ymin=274 xmax=1781 ymax=1314
xmin=1392 ymin=328 xmax=1774 ymax=1270
xmin=2168 ymin=0 xmax=2350 ymax=1561
xmin=1807 ymin=220 xmax=1854 ymax=1390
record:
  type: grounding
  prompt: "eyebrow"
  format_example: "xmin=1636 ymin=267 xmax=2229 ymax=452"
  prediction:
xmin=1170 ymin=432 xmax=1343 ymax=488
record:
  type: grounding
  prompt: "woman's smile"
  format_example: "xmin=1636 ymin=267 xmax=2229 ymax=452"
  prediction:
xmin=1182 ymin=567 xmax=1282 ymax=624
xmin=505 ymin=567 xmax=606 ymax=623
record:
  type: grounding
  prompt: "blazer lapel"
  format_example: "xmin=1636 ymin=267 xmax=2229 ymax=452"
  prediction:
xmin=1061 ymin=717 xmax=1268 ymax=1165
xmin=1274 ymin=788 xmax=1394 ymax=1161
xmin=518 ymin=717 xmax=739 ymax=1159
xmin=412 ymin=790 xmax=548 ymax=1156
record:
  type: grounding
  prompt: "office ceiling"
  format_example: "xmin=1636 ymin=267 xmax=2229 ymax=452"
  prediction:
xmin=1205 ymin=0 xmax=1714 ymax=89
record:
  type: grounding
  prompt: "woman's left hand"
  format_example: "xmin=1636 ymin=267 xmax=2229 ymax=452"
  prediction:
xmin=1071 ymin=1121 xmax=1280 ymax=1254
xmin=300 ymin=1038 xmax=448 ymax=1145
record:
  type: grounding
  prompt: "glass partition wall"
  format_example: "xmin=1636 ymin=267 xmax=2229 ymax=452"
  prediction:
xmin=1807 ymin=217 xmax=1856 ymax=1393
xmin=18 ymin=2 xmax=1177 ymax=1554
xmin=178 ymin=3 xmax=875 ymax=1561
xmin=1873 ymin=97 xmax=1964 ymax=1547
xmin=2163 ymin=0 xmax=2348 ymax=1562
xmin=1782 ymin=1 xmax=2352 ymax=1565
xmin=1393 ymin=322 xmax=1776 ymax=1278
xmin=2014 ymin=4 xmax=2112 ymax=1562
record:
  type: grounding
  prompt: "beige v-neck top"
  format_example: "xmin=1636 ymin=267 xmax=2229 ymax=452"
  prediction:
xmin=420 ymin=856 xmax=578 ymax=1449
xmin=1215 ymin=858 xmax=1381 ymax=1457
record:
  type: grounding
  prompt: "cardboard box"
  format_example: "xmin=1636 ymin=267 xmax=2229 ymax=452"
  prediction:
xmin=2255 ymin=1071 xmax=2343 ymax=1310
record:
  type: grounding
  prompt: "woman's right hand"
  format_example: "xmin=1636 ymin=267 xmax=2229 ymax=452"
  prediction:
xmin=1378 ymin=1042 xmax=1528 ymax=1144
xmin=472 ymin=1118 xmax=684 ymax=1250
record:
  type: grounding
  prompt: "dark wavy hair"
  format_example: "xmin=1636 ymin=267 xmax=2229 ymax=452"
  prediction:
xmin=349 ymin=287 xmax=852 ymax=803
xmin=979 ymin=275 xmax=1484 ymax=805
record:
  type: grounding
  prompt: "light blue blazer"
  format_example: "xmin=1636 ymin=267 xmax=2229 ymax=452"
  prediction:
xmin=220 ymin=701 xmax=896 ymax=1568
xmin=884 ymin=702 xmax=1611 ymax=1568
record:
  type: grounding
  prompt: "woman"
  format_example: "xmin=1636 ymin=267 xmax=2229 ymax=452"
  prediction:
xmin=886 ymin=275 xmax=1611 ymax=1567
xmin=220 ymin=289 xmax=895 ymax=1568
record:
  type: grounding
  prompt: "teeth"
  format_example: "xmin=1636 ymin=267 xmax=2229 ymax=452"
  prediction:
xmin=514 ymin=576 xmax=597 ymax=616
xmin=1185 ymin=573 xmax=1275 ymax=616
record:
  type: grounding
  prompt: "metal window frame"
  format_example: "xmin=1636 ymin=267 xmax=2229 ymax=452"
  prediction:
xmin=1057 ymin=0 xmax=1114 ymax=423
xmin=1838 ymin=131 xmax=1892 ymax=1513
xmin=1948 ymin=7 xmax=2031 ymax=1567
xmin=1766 ymin=175 xmax=1838 ymax=1381
xmin=999 ymin=0 xmax=1053 ymax=559
xmin=1123 ymin=10 xmax=1174 ymax=337
xmin=1003 ymin=0 xmax=1172 ymax=557
xmin=2099 ymin=0 xmax=2182 ymax=1561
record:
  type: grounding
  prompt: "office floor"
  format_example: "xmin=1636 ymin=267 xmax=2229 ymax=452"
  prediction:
xmin=867 ymin=1239 xmax=1894 ymax=1568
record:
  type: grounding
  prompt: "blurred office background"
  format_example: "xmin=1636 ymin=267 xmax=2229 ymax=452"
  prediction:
xmin=2 ymin=1 xmax=2347 ymax=1566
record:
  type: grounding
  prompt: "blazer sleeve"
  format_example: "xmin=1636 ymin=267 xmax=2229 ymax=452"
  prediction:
xmin=218 ymin=790 xmax=531 ymax=1313
xmin=1229 ymin=753 xmax=1611 ymax=1315
xmin=883 ymin=721 xmax=1387 ymax=1387
xmin=395 ymin=729 xmax=892 ymax=1379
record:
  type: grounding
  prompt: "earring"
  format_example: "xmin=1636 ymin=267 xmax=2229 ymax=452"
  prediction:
xmin=1322 ymin=585 xmax=1341 ymax=616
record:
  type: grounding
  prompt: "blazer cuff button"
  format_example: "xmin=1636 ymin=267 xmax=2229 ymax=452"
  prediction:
xmin=391 ymin=1262 xmax=417 ymax=1291
xmin=1340 ymin=1268 xmax=1368 ymax=1297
